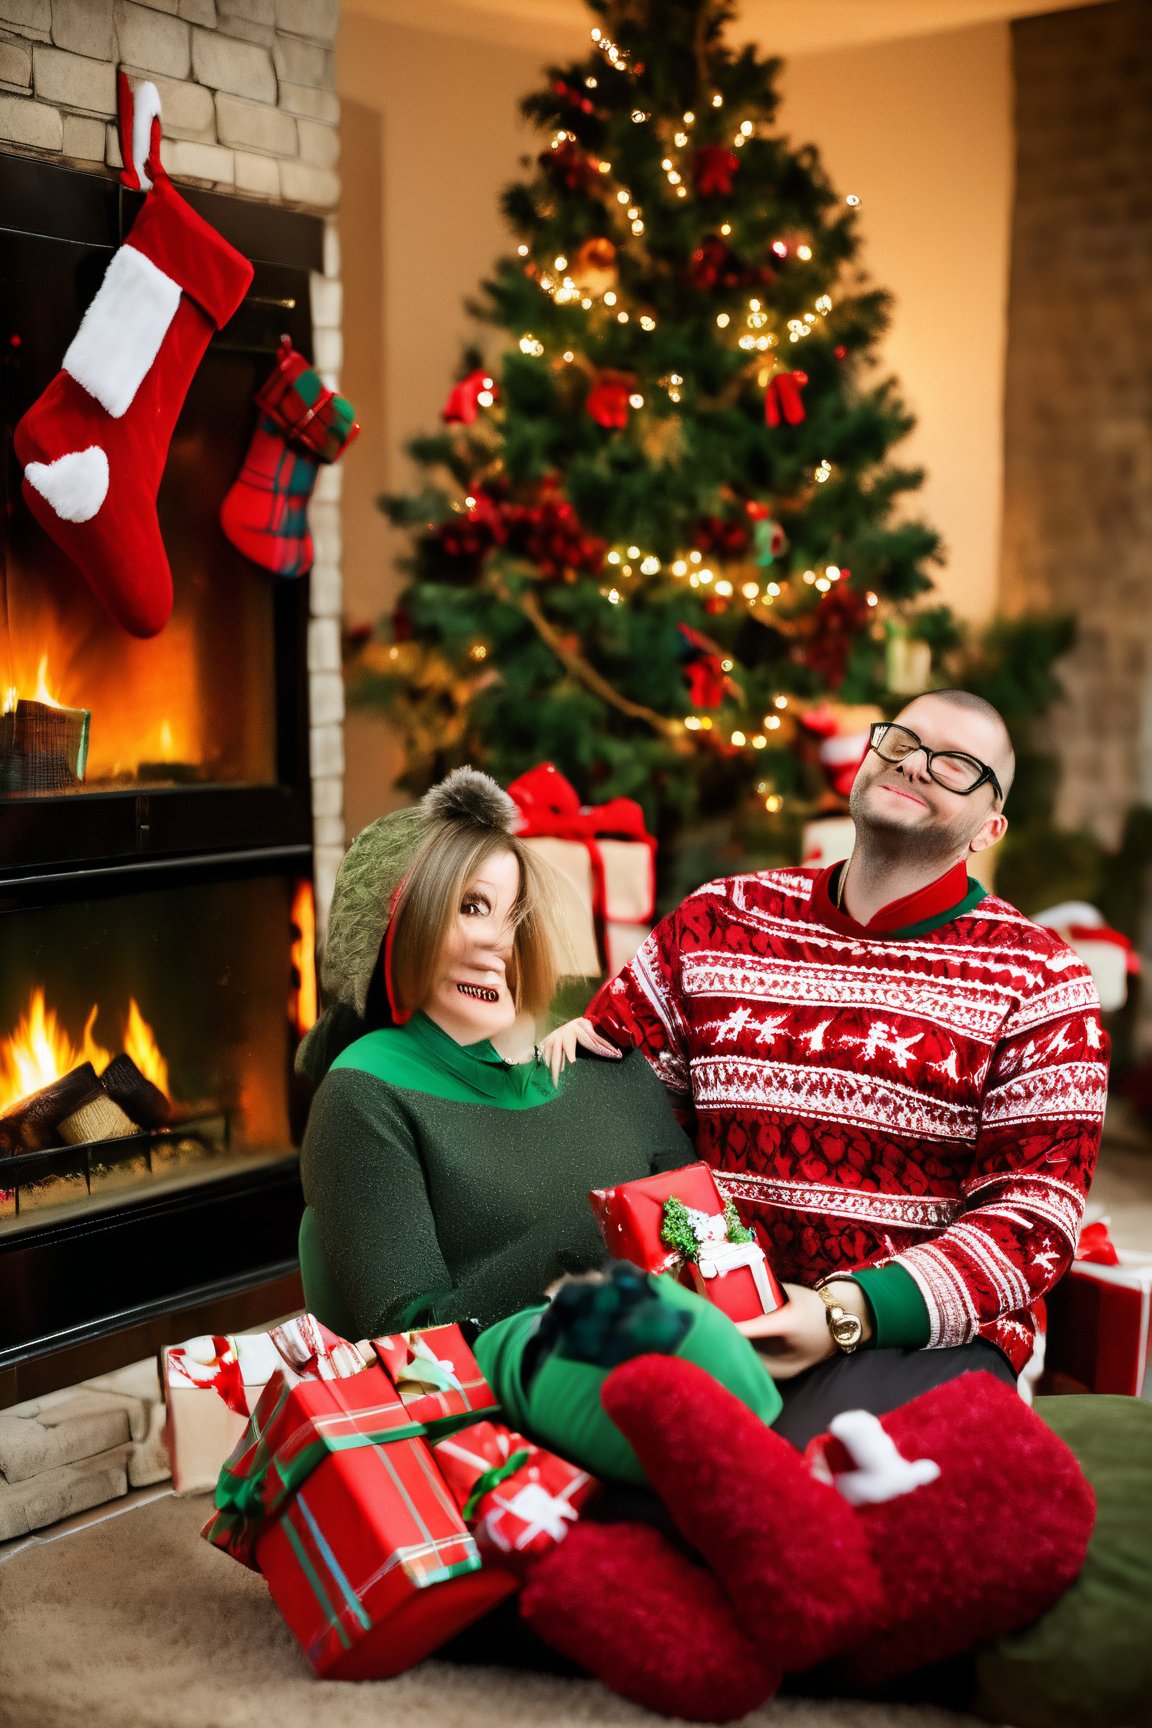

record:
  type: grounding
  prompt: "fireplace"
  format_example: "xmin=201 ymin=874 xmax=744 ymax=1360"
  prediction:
xmin=0 ymin=155 xmax=325 ymax=1404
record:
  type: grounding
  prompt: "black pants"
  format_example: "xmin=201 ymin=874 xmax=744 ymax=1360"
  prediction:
xmin=772 ymin=1337 xmax=1017 ymax=1450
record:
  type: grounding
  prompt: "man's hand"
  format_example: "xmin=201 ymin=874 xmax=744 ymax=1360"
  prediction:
xmin=538 ymin=1016 xmax=623 ymax=1084
xmin=735 ymin=1280 xmax=873 ymax=1379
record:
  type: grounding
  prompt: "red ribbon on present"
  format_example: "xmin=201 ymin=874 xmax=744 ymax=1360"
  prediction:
xmin=167 ymin=1335 xmax=250 ymax=1416
xmin=506 ymin=763 xmax=657 ymax=940
xmin=1063 ymin=925 xmax=1141 ymax=976
xmin=765 ymin=370 xmax=808 ymax=427
xmin=1075 ymin=1218 xmax=1122 ymax=1266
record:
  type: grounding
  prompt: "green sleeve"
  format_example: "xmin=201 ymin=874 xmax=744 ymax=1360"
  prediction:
xmin=625 ymin=1052 xmax=696 ymax=1176
xmin=850 ymin=1263 xmax=932 ymax=1349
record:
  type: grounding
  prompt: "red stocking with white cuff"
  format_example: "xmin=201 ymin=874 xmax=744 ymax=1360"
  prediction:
xmin=14 ymin=121 xmax=252 ymax=636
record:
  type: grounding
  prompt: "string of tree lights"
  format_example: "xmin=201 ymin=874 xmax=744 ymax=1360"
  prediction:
xmin=351 ymin=0 xmax=956 ymax=831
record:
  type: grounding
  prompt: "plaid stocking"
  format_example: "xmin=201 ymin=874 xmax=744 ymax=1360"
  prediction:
xmin=219 ymin=339 xmax=359 ymax=578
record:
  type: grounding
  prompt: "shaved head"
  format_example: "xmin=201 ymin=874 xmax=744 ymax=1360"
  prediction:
xmin=896 ymin=689 xmax=1015 ymax=804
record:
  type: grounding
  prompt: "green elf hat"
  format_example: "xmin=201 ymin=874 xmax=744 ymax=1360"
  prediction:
xmin=296 ymin=767 xmax=518 ymax=1075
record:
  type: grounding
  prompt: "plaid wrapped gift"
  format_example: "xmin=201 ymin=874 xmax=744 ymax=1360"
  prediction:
xmin=371 ymin=1324 xmax=500 ymax=1433
xmin=219 ymin=337 xmax=359 ymax=579
xmin=590 ymin=1162 xmax=785 ymax=1324
xmin=432 ymin=1420 xmax=599 ymax=1577
xmin=202 ymin=1363 xmax=515 ymax=1678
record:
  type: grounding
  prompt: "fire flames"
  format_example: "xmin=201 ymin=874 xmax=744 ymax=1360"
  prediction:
xmin=0 ymin=988 xmax=170 ymax=1117
xmin=3 ymin=653 xmax=63 ymax=715
xmin=2 ymin=631 xmax=203 ymax=781
xmin=290 ymin=881 xmax=318 ymax=1037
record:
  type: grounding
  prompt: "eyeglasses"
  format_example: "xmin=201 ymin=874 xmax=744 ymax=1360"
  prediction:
xmin=869 ymin=722 xmax=1003 ymax=803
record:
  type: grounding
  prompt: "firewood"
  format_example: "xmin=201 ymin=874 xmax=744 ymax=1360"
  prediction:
xmin=0 ymin=1062 xmax=99 ymax=1155
xmin=101 ymin=1054 xmax=172 ymax=1129
xmin=57 ymin=1091 xmax=139 ymax=1146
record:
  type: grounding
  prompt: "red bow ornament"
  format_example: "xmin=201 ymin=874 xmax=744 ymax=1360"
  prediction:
xmin=442 ymin=369 xmax=498 ymax=425
xmin=585 ymin=371 xmax=635 ymax=430
xmin=765 ymin=370 xmax=808 ymax=427
xmin=694 ymin=145 xmax=740 ymax=197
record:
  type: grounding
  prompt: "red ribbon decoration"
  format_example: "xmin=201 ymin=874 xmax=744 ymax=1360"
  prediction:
xmin=765 ymin=370 xmax=808 ymax=427
xmin=694 ymin=145 xmax=740 ymax=197
xmin=585 ymin=371 xmax=634 ymax=430
xmin=442 ymin=369 xmax=497 ymax=426
xmin=506 ymin=763 xmax=657 ymax=939
xmin=1075 ymin=1219 xmax=1122 ymax=1265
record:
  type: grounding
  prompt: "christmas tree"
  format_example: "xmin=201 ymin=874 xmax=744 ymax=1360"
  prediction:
xmin=352 ymin=0 xmax=946 ymax=846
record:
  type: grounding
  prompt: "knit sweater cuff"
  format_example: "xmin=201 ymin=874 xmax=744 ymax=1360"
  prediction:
xmin=851 ymin=1263 xmax=931 ymax=1349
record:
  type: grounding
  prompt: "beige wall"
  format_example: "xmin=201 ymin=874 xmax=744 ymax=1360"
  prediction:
xmin=337 ymin=11 xmax=543 ymax=833
xmin=336 ymin=9 xmax=1014 ymax=834
xmin=781 ymin=22 xmax=1013 ymax=625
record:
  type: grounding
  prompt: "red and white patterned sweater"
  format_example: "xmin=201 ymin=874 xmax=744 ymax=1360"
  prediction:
xmin=587 ymin=865 xmax=1109 ymax=1374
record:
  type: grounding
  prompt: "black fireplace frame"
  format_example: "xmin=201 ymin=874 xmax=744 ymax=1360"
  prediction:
xmin=0 ymin=155 xmax=325 ymax=1404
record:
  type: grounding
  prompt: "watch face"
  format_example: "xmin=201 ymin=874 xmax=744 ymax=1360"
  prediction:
xmin=832 ymin=1313 xmax=863 ymax=1348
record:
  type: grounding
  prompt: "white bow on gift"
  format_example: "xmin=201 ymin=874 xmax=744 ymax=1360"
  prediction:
xmin=484 ymin=1480 xmax=582 ymax=1550
xmin=693 ymin=1231 xmax=777 ymax=1313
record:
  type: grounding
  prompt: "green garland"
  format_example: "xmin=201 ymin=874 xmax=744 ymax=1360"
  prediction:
xmin=660 ymin=1195 xmax=754 ymax=1263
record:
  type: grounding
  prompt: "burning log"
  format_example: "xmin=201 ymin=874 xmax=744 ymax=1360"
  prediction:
xmin=0 ymin=698 xmax=90 ymax=794
xmin=101 ymin=1053 xmax=171 ymax=1129
xmin=57 ymin=1089 xmax=138 ymax=1146
xmin=0 ymin=1062 xmax=99 ymax=1155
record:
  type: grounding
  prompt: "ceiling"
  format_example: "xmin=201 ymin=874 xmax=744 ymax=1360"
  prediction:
xmin=343 ymin=0 xmax=1114 ymax=55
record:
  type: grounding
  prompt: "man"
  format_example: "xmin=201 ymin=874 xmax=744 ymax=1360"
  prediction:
xmin=557 ymin=690 xmax=1109 ymax=1443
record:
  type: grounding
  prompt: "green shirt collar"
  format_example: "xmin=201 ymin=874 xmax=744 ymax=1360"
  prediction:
xmin=332 ymin=1010 xmax=557 ymax=1107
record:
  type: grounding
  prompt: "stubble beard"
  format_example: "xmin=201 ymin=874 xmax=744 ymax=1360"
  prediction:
xmin=848 ymin=771 xmax=976 ymax=869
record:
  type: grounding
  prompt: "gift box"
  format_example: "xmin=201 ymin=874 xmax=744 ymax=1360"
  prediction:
xmin=432 ymin=1419 xmax=599 ymax=1576
xmin=163 ymin=1315 xmax=365 ymax=1494
xmin=589 ymin=1161 xmax=784 ymax=1323
xmin=509 ymin=763 xmax=657 ymax=979
xmin=370 ymin=1324 xmax=501 ymax=1433
xmin=1033 ymin=901 xmax=1139 ymax=1013
xmin=1046 ymin=1227 xmax=1152 ymax=1399
xmin=203 ymin=1361 xmax=516 ymax=1678
xmin=163 ymin=1331 xmax=285 ymax=1494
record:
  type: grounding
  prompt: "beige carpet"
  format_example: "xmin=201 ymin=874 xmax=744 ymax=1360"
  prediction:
xmin=0 ymin=1491 xmax=982 ymax=1728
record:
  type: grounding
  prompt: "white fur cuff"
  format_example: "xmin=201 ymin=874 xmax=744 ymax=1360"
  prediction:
xmin=63 ymin=245 xmax=181 ymax=418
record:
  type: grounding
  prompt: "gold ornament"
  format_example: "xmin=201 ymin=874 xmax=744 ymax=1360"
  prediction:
xmin=571 ymin=236 xmax=619 ymax=297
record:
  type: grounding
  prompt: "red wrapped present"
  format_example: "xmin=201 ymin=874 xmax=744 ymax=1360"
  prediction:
xmin=432 ymin=1420 xmax=599 ymax=1576
xmin=1046 ymin=1219 xmax=1152 ymax=1398
xmin=371 ymin=1323 xmax=500 ymax=1433
xmin=202 ymin=1363 xmax=515 ymax=1678
xmin=589 ymin=1162 xmax=785 ymax=1323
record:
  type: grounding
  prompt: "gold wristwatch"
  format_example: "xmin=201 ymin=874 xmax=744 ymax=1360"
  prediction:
xmin=816 ymin=1283 xmax=864 ymax=1354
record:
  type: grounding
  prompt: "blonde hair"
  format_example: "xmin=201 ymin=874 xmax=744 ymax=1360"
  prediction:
xmin=388 ymin=828 xmax=563 ymax=1021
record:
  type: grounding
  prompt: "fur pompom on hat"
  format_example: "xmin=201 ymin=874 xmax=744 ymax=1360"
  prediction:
xmin=309 ymin=767 xmax=518 ymax=1036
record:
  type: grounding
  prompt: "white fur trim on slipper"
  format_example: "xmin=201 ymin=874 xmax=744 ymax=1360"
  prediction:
xmin=63 ymin=245 xmax=180 ymax=418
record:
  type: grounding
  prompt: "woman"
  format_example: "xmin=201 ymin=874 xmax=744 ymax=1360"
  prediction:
xmin=296 ymin=768 xmax=697 ymax=1341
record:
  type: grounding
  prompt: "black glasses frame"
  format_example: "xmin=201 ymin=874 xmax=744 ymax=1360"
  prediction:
xmin=868 ymin=722 xmax=1004 ymax=803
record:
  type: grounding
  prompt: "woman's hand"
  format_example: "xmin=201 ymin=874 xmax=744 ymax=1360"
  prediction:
xmin=539 ymin=1016 xmax=623 ymax=1084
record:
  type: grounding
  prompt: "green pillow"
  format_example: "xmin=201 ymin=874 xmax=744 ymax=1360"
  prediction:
xmin=973 ymin=1394 xmax=1152 ymax=1728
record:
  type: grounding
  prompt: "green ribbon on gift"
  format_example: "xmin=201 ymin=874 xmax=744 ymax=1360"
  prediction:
xmin=461 ymin=1448 xmax=532 ymax=1522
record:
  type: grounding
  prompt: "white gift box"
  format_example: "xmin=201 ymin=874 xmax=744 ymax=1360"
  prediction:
xmin=1034 ymin=901 xmax=1137 ymax=1013
xmin=161 ymin=1331 xmax=282 ymax=1494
